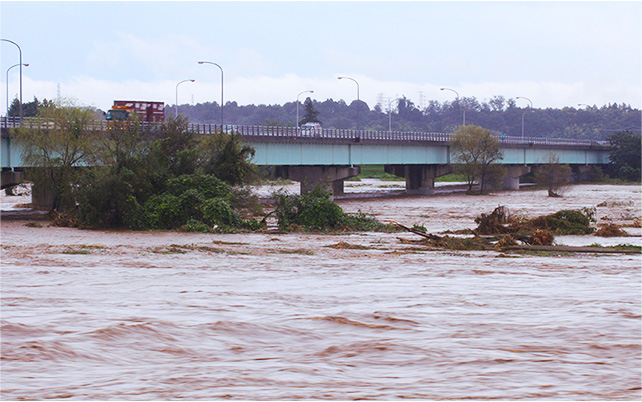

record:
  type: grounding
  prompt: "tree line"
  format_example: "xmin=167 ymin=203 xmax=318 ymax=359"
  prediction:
xmin=174 ymin=96 xmax=640 ymax=141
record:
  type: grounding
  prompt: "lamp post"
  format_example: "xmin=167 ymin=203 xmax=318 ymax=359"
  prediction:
xmin=296 ymin=90 xmax=314 ymax=131
xmin=516 ymin=96 xmax=533 ymax=140
xmin=175 ymin=79 xmax=195 ymax=117
xmin=2 ymin=39 xmax=24 ymax=121
xmin=388 ymin=96 xmax=400 ymax=132
xmin=338 ymin=76 xmax=360 ymax=130
xmin=6 ymin=63 xmax=28 ymax=122
xmin=198 ymin=61 xmax=224 ymax=127
xmin=440 ymin=87 xmax=465 ymax=126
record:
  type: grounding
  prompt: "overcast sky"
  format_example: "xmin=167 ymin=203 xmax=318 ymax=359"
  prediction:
xmin=1 ymin=1 xmax=641 ymax=113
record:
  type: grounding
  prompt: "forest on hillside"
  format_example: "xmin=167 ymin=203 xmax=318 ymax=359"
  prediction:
xmin=175 ymin=96 xmax=640 ymax=141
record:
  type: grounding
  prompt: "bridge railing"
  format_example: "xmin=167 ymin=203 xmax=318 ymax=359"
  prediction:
xmin=1 ymin=117 xmax=163 ymax=132
xmin=1 ymin=118 xmax=608 ymax=147
xmin=186 ymin=124 xmax=605 ymax=147
xmin=187 ymin=124 xmax=453 ymax=143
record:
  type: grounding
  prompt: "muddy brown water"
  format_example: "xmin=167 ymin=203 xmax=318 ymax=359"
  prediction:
xmin=1 ymin=183 xmax=641 ymax=400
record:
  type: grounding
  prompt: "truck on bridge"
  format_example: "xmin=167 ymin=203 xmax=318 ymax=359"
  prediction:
xmin=106 ymin=101 xmax=165 ymax=123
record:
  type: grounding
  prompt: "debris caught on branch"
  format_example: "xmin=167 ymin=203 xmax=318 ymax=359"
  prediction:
xmin=473 ymin=206 xmax=595 ymax=237
xmin=594 ymin=223 xmax=628 ymax=237
xmin=494 ymin=235 xmax=518 ymax=251
xmin=528 ymin=229 xmax=555 ymax=246
xmin=388 ymin=219 xmax=493 ymax=251
xmin=473 ymin=206 xmax=517 ymax=235
xmin=393 ymin=205 xmax=636 ymax=254
xmin=384 ymin=220 xmax=443 ymax=241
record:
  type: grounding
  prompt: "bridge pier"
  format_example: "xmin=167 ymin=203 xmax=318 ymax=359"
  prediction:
xmin=501 ymin=165 xmax=531 ymax=190
xmin=570 ymin=165 xmax=592 ymax=183
xmin=384 ymin=164 xmax=452 ymax=194
xmin=1 ymin=168 xmax=23 ymax=190
xmin=275 ymin=165 xmax=361 ymax=196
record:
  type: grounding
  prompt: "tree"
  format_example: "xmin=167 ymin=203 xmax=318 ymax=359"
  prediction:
xmin=534 ymin=153 xmax=572 ymax=197
xmin=299 ymin=97 xmax=321 ymax=126
xmin=153 ymin=115 xmax=198 ymax=177
xmin=66 ymin=116 xmax=261 ymax=230
xmin=451 ymin=125 xmax=504 ymax=194
xmin=8 ymin=96 xmax=54 ymax=118
xmin=607 ymin=130 xmax=641 ymax=181
xmin=198 ymin=131 xmax=256 ymax=186
xmin=396 ymin=96 xmax=424 ymax=128
xmin=14 ymin=100 xmax=102 ymax=210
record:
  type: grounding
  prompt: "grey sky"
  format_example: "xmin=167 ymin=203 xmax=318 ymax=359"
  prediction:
xmin=1 ymin=1 xmax=640 ymax=113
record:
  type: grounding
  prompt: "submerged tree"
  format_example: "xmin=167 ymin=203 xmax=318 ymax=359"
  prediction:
xmin=75 ymin=118 xmax=260 ymax=230
xmin=451 ymin=125 xmax=504 ymax=194
xmin=198 ymin=130 xmax=256 ymax=186
xmin=534 ymin=153 xmax=572 ymax=197
xmin=16 ymin=110 xmax=262 ymax=231
xmin=14 ymin=100 xmax=102 ymax=210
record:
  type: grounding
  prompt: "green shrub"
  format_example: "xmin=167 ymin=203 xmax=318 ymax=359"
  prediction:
xmin=341 ymin=211 xmax=397 ymax=232
xmin=121 ymin=195 xmax=147 ymax=230
xmin=200 ymin=197 xmax=242 ymax=227
xmin=619 ymin=165 xmax=641 ymax=182
xmin=74 ymin=167 xmax=136 ymax=228
xmin=242 ymin=218 xmax=264 ymax=231
xmin=178 ymin=189 xmax=206 ymax=222
xmin=142 ymin=193 xmax=184 ymax=229
xmin=272 ymin=188 xmax=393 ymax=232
xmin=180 ymin=219 xmax=211 ymax=233
xmin=273 ymin=187 xmax=344 ymax=231
xmin=167 ymin=174 xmax=231 ymax=199
xmin=529 ymin=209 xmax=595 ymax=235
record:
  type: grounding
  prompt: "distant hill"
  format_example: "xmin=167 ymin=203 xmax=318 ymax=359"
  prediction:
xmin=176 ymin=96 xmax=640 ymax=141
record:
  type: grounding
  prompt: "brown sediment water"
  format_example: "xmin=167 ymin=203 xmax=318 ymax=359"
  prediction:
xmin=1 ymin=183 xmax=640 ymax=400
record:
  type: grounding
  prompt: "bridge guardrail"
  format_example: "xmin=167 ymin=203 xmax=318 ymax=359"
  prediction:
xmin=1 ymin=118 xmax=608 ymax=148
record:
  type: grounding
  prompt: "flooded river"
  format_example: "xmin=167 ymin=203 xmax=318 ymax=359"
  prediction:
xmin=1 ymin=183 xmax=641 ymax=400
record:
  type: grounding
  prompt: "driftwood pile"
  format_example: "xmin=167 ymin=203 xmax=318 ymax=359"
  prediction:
xmin=389 ymin=206 xmax=639 ymax=255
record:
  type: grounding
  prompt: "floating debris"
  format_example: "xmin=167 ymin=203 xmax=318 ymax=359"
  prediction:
xmin=594 ymin=223 xmax=629 ymax=237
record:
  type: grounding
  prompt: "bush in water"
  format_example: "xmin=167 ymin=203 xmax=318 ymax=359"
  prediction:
xmin=272 ymin=187 xmax=394 ymax=232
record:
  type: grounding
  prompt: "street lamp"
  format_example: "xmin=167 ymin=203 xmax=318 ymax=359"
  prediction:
xmin=6 ymin=63 xmax=28 ymax=122
xmin=175 ymin=79 xmax=195 ymax=117
xmin=2 ymin=39 xmax=24 ymax=121
xmin=338 ymin=76 xmax=360 ymax=130
xmin=296 ymin=90 xmax=314 ymax=131
xmin=440 ymin=87 xmax=465 ymax=126
xmin=388 ymin=96 xmax=400 ymax=132
xmin=516 ymin=96 xmax=533 ymax=140
xmin=198 ymin=61 xmax=224 ymax=127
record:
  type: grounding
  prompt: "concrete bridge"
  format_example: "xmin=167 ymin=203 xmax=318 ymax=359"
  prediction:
xmin=1 ymin=119 xmax=610 ymax=196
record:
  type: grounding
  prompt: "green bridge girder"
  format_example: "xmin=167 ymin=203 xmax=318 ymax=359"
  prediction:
xmin=246 ymin=141 xmax=610 ymax=166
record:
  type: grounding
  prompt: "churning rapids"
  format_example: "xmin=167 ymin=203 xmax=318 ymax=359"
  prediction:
xmin=1 ymin=182 xmax=641 ymax=400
